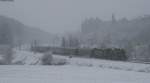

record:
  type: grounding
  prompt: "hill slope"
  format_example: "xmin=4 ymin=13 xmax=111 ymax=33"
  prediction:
xmin=0 ymin=15 xmax=58 ymax=45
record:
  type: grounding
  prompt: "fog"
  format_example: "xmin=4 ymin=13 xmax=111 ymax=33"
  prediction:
xmin=1 ymin=1 xmax=150 ymax=82
xmin=0 ymin=0 xmax=150 ymax=34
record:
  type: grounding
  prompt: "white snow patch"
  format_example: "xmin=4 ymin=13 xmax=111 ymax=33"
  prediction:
xmin=12 ymin=50 xmax=43 ymax=65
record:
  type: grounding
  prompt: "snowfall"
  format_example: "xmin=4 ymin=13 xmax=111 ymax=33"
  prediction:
xmin=0 ymin=49 xmax=150 ymax=83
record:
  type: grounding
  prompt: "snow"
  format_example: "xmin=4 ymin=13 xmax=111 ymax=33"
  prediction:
xmin=1 ymin=50 xmax=149 ymax=83
xmin=0 ymin=65 xmax=150 ymax=83
xmin=12 ymin=50 xmax=150 ymax=73
xmin=53 ymin=55 xmax=150 ymax=73
xmin=12 ymin=50 xmax=43 ymax=65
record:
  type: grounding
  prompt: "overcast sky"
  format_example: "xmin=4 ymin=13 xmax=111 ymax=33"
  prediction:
xmin=0 ymin=0 xmax=150 ymax=34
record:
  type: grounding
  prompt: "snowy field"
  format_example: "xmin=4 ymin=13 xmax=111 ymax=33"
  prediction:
xmin=0 ymin=65 xmax=150 ymax=83
xmin=12 ymin=50 xmax=150 ymax=73
xmin=0 ymin=50 xmax=150 ymax=83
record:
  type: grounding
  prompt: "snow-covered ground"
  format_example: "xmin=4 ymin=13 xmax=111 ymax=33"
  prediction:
xmin=12 ymin=50 xmax=150 ymax=73
xmin=0 ymin=50 xmax=150 ymax=83
xmin=0 ymin=65 xmax=150 ymax=83
xmin=53 ymin=55 xmax=150 ymax=73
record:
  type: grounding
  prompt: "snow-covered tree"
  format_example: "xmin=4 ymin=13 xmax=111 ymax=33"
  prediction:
xmin=0 ymin=23 xmax=14 ymax=64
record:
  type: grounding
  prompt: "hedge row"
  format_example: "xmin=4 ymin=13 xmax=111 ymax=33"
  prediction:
xmin=31 ymin=47 xmax=128 ymax=61
xmin=90 ymin=48 xmax=127 ymax=61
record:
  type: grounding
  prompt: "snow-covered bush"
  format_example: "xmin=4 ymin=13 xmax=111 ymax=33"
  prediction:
xmin=12 ymin=50 xmax=43 ymax=65
xmin=51 ymin=58 xmax=67 ymax=65
xmin=42 ymin=51 xmax=53 ymax=65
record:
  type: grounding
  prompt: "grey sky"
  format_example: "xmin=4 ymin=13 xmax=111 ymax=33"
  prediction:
xmin=0 ymin=0 xmax=150 ymax=34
